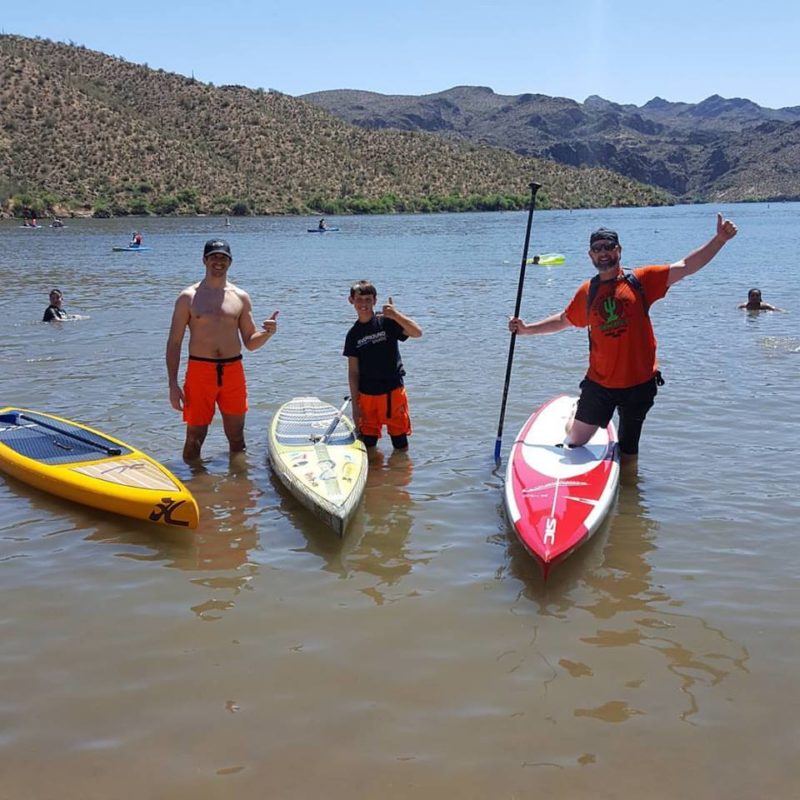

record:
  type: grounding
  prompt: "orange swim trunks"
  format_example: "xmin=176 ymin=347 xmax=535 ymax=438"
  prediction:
xmin=357 ymin=386 xmax=411 ymax=438
xmin=183 ymin=355 xmax=247 ymax=426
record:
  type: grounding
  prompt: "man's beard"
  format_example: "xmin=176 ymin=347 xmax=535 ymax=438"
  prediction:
xmin=595 ymin=255 xmax=620 ymax=272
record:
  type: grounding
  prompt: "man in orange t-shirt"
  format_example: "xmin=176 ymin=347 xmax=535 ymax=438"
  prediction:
xmin=508 ymin=213 xmax=738 ymax=463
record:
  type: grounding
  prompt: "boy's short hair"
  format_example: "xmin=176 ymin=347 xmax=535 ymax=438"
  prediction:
xmin=350 ymin=280 xmax=377 ymax=298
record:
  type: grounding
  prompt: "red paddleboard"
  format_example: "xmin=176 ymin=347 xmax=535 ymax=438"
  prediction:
xmin=504 ymin=394 xmax=619 ymax=577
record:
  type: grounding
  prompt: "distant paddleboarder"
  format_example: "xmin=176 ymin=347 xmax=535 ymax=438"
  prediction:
xmin=508 ymin=213 xmax=738 ymax=464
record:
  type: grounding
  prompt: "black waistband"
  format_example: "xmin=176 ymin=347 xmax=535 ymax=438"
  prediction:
xmin=188 ymin=354 xmax=243 ymax=364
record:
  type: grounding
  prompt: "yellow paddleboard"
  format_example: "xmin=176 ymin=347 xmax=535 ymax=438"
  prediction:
xmin=0 ymin=407 xmax=199 ymax=528
xmin=268 ymin=397 xmax=367 ymax=536
xmin=526 ymin=253 xmax=565 ymax=265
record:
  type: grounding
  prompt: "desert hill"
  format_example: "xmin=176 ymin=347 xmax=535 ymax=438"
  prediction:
xmin=0 ymin=35 xmax=669 ymax=218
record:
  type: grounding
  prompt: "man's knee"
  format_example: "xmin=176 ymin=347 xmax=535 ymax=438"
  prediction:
xmin=221 ymin=414 xmax=246 ymax=451
xmin=185 ymin=425 xmax=208 ymax=444
xmin=565 ymin=419 xmax=599 ymax=447
xmin=183 ymin=425 xmax=208 ymax=461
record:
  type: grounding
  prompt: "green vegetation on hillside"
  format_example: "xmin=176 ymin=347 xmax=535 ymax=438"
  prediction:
xmin=0 ymin=34 xmax=672 ymax=218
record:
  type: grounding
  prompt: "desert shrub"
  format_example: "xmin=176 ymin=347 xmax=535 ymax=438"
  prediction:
xmin=129 ymin=198 xmax=150 ymax=215
xmin=152 ymin=195 xmax=179 ymax=214
xmin=92 ymin=200 xmax=112 ymax=218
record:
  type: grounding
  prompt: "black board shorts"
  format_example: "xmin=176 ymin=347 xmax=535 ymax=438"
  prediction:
xmin=575 ymin=376 xmax=659 ymax=455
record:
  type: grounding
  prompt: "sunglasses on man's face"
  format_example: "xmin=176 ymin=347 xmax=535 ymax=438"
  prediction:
xmin=590 ymin=242 xmax=618 ymax=253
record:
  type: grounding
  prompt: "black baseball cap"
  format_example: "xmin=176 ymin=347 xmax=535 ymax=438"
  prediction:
xmin=203 ymin=239 xmax=232 ymax=258
xmin=589 ymin=228 xmax=619 ymax=246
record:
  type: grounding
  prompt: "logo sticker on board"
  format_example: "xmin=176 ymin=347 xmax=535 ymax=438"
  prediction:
xmin=149 ymin=497 xmax=189 ymax=526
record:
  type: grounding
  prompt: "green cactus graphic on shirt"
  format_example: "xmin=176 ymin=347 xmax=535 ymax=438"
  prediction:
xmin=595 ymin=293 xmax=628 ymax=336
xmin=602 ymin=296 xmax=619 ymax=323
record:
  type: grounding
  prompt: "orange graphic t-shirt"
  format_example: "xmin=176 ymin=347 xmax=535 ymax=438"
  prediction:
xmin=565 ymin=265 xmax=670 ymax=388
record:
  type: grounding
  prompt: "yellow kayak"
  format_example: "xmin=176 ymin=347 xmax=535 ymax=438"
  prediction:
xmin=0 ymin=407 xmax=199 ymax=528
xmin=268 ymin=396 xmax=367 ymax=536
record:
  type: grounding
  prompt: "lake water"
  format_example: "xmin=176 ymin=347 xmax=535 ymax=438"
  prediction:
xmin=1 ymin=204 xmax=798 ymax=799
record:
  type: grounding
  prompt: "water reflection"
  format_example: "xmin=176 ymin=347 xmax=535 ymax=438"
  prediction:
xmin=497 ymin=498 xmax=615 ymax=609
xmin=290 ymin=448 xmax=428 ymax=603
xmin=183 ymin=453 xmax=261 ymax=571
xmin=344 ymin=449 xmax=425 ymax=603
xmin=85 ymin=452 xmax=263 ymax=620
xmin=503 ymin=467 xmax=749 ymax=724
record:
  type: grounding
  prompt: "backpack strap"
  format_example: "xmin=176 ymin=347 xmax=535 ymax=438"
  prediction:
xmin=624 ymin=271 xmax=649 ymax=316
xmin=586 ymin=274 xmax=602 ymax=322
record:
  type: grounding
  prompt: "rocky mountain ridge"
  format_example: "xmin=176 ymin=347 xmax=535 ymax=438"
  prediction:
xmin=302 ymin=86 xmax=800 ymax=201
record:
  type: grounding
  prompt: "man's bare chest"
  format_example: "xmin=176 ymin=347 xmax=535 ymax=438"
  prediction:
xmin=190 ymin=290 xmax=242 ymax=322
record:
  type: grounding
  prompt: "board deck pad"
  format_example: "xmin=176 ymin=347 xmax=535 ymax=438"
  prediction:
xmin=73 ymin=458 xmax=181 ymax=491
xmin=274 ymin=399 xmax=356 ymax=447
xmin=0 ymin=411 xmax=132 ymax=464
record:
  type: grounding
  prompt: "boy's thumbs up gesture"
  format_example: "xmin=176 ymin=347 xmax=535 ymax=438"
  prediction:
xmin=382 ymin=296 xmax=397 ymax=319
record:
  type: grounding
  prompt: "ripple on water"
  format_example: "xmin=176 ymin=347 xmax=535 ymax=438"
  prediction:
xmin=1 ymin=209 xmax=798 ymax=796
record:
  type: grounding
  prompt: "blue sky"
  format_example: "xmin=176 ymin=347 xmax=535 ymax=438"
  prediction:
xmin=2 ymin=0 xmax=797 ymax=108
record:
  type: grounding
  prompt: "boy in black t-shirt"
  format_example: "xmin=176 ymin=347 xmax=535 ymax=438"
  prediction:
xmin=343 ymin=280 xmax=422 ymax=449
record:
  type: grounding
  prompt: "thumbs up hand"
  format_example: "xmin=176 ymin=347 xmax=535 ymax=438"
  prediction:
xmin=716 ymin=213 xmax=738 ymax=243
xmin=382 ymin=296 xmax=397 ymax=319
xmin=262 ymin=310 xmax=279 ymax=336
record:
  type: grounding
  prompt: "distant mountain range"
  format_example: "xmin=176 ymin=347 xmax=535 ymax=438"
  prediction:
xmin=0 ymin=35 xmax=668 ymax=218
xmin=302 ymin=86 xmax=800 ymax=202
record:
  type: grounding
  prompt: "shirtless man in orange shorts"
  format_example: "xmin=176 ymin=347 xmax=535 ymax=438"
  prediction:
xmin=166 ymin=239 xmax=279 ymax=462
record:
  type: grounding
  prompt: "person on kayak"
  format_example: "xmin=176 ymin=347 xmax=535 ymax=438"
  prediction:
xmin=166 ymin=239 xmax=279 ymax=462
xmin=343 ymin=280 xmax=422 ymax=450
xmin=318 ymin=219 xmax=327 ymax=230
xmin=738 ymin=288 xmax=782 ymax=311
xmin=131 ymin=231 xmax=143 ymax=247
xmin=508 ymin=214 xmax=738 ymax=464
